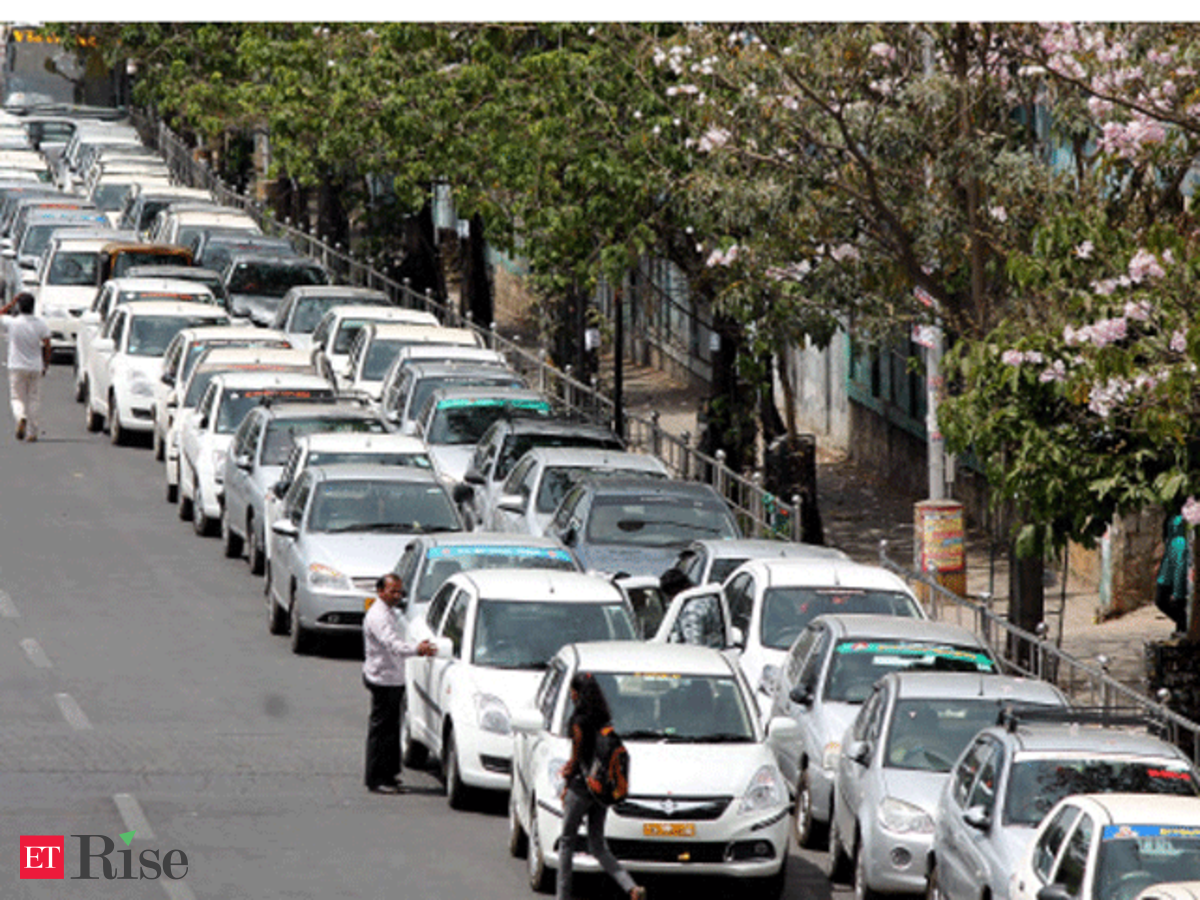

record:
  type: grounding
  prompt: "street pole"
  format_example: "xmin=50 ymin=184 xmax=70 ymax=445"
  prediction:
xmin=613 ymin=284 xmax=624 ymax=440
xmin=927 ymin=322 xmax=945 ymax=500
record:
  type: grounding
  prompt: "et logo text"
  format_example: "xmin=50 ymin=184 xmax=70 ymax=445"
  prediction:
xmin=19 ymin=834 xmax=189 ymax=880
xmin=19 ymin=835 xmax=64 ymax=879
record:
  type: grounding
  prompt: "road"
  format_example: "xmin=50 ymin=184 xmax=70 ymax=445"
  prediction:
xmin=0 ymin=362 xmax=849 ymax=899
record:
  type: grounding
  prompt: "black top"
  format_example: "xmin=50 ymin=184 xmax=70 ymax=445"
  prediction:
xmin=564 ymin=709 xmax=601 ymax=790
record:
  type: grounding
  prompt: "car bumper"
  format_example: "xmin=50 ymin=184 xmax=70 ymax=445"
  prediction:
xmin=454 ymin=725 xmax=514 ymax=791
xmin=534 ymin=799 xmax=789 ymax=878
xmin=114 ymin=390 xmax=156 ymax=432
xmin=864 ymin=826 xmax=934 ymax=894
xmin=295 ymin=587 xmax=374 ymax=632
xmin=44 ymin=314 xmax=80 ymax=349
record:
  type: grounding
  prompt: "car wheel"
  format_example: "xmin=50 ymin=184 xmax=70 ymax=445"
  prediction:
xmin=192 ymin=478 xmax=215 ymax=537
xmin=153 ymin=427 xmax=164 ymax=461
xmin=794 ymin=767 xmax=824 ymax=849
xmin=526 ymin=795 xmax=553 ymax=894
xmin=247 ymin=516 xmax=265 ymax=575
xmin=826 ymin=798 xmax=852 ymax=884
xmin=108 ymin=393 xmax=125 ymax=446
xmin=84 ymin=386 xmax=102 ymax=433
xmin=289 ymin=593 xmax=312 ymax=654
xmin=166 ymin=479 xmax=178 ymax=504
xmin=266 ymin=572 xmax=288 ymax=636
xmin=854 ymin=833 xmax=881 ymax=900
xmin=443 ymin=727 xmax=471 ymax=811
xmin=400 ymin=694 xmax=427 ymax=768
xmin=221 ymin=508 xmax=244 ymax=558
xmin=73 ymin=370 xmax=85 ymax=403
xmin=508 ymin=788 xmax=528 ymax=859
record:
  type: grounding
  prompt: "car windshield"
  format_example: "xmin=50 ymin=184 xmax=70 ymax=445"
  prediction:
xmin=472 ymin=600 xmax=635 ymax=669
xmin=216 ymin=388 xmax=334 ymax=434
xmin=127 ymin=316 xmax=224 ymax=358
xmin=709 ymin=558 xmax=747 ymax=584
xmin=760 ymin=588 xmax=923 ymax=650
xmin=408 ymin=374 xmax=524 ymax=421
xmin=111 ymin=251 xmax=189 ymax=278
xmin=416 ymin=546 xmax=577 ymax=603
xmin=306 ymin=480 xmax=458 ymax=534
xmin=496 ymin=434 xmax=621 ymax=482
xmin=886 ymin=699 xmax=1059 ymax=773
xmin=1093 ymin=830 xmax=1200 ymax=900
xmin=536 ymin=466 xmax=666 ymax=513
xmin=585 ymin=495 xmax=739 ymax=547
xmin=292 ymin=296 xmax=387 ymax=333
xmin=427 ymin=399 xmax=551 ymax=445
xmin=181 ymin=340 xmax=290 ymax=382
xmin=47 ymin=250 xmax=98 ymax=285
xmin=589 ymin=672 xmax=756 ymax=742
xmin=1004 ymin=760 xmax=1199 ymax=826
xmin=261 ymin=417 xmax=386 ymax=465
xmin=824 ymin=642 xmax=996 ymax=703
xmin=24 ymin=221 xmax=106 ymax=257
xmin=307 ymin=450 xmax=432 ymax=472
xmin=227 ymin=262 xmax=325 ymax=297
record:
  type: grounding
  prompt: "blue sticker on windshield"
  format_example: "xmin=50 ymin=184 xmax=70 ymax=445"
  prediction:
xmin=835 ymin=642 xmax=995 ymax=670
xmin=427 ymin=546 xmax=572 ymax=561
xmin=1102 ymin=825 xmax=1200 ymax=840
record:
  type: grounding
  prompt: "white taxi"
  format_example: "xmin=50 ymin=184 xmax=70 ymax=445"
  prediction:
xmin=509 ymin=641 xmax=796 ymax=897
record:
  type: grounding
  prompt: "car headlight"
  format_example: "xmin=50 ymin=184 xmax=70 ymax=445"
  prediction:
xmin=548 ymin=756 xmax=569 ymax=799
xmin=474 ymin=692 xmax=512 ymax=735
xmin=738 ymin=764 xmax=786 ymax=815
xmin=308 ymin=563 xmax=353 ymax=592
xmin=759 ymin=664 xmax=781 ymax=697
xmin=126 ymin=369 xmax=155 ymax=397
xmin=822 ymin=741 xmax=841 ymax=771
xmin=878 ymin=796 xmax=935 ymax=835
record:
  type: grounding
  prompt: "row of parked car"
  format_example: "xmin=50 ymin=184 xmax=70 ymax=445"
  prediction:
xmin=8 ymin=106 xmax=1200 ymax=900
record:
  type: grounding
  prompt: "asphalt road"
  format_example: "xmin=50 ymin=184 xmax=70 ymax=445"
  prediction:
xmin=0 ymin=360 xmax=851 ymax=900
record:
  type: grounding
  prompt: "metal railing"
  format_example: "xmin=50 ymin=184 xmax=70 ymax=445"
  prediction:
xmin=133 ymin=110 xmax=806 ymax=542
xmin=878 ymin=541 xmax=1200 ymax=765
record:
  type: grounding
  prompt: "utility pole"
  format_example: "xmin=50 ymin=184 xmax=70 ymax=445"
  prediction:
xmin=613 ymin=284 xmax=624 ymax=440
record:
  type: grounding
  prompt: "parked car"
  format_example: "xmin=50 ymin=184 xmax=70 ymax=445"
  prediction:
xmin=117 ymin=185 xmax=213 ymax=239
xmin=1010 ymin=794 xmax=1200 ymax=900
xmin=486 ymin=446 xmax=669 ymax=537
xmin=403 ymin=571 xmax=639 ymax=806
xmin=308 ymin=306 xmax=443 ymax=386
xmin=148 ymin=203 xmax=260 ymax=247
xmin=269 ymin=285 xmax=399 ymax=352
xmin=546 ymin=476 xmax=741 ymax=579
xmin=827 ymin=671 xmax=1069 ymax=900
xmin=124 ymin=264 xmax=229 ymax=311
xmin=96 ymin=240 xmax=193 ymax=283
xmin=35 ymin=228 xmax=135 ymax=353
xmin=510 ymin=640 xmax=796 ymax=897
xmin=381 ymin=358 xmax=522 ymax=432
xmin=931 ymin=708 xmax=1200 ymax=900
xmin=768 ymin=614 xmax=1000 ymax=848
xmin=4 ymin=208 xmax=110 ymax=313
xmin=267 ymin=465 xmax=463 ymax=652
xmin=663 ymin=537 xmax=850 ymax=589
xmin=189 ymin=231 xmax=297 ymax=275
xmin=223 ymin=253 xmax=330 ymax=326
xmin=339 ymin=322 xmax=481 ymax=398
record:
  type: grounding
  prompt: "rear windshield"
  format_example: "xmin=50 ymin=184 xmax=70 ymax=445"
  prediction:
xmin=416 ymin=545 xmax=577 ymax=603
xmin=227 ymin=262 xmax=326 ymax=298
xmin=824 ymin=641 xmax=996 ymax=703
xmin=584 ymin=494 xmax=739 ymax=547
xmin=112 ymin=250 xmax=190 ymax=278
xmin=127 ymin=316 xmax=225 ymax=358
xmin=759 ymin=588 xmax=922 ymax=650
xmin=47 ymin=250 xmax=99 ymax=285
xmin=261 ymin=417 xmax=386 ymax=465
xmin=216 ymin=388 xmax=334 ymax=433
xmin=1005 ymin=759 xmax=1199 ymax=826
xmin=427 ymin=399 xmax=551 ymax=445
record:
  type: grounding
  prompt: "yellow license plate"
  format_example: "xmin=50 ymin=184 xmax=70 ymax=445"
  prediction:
xmin=643 ymin=822 xmax=695 ymax=838
xmin=363 ymin=597 xmax=375 ymax=610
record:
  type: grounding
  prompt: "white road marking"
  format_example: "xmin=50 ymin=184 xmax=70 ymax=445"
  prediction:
xmin=20 ymin=637 xmax=51 ymax=668
xmin=0 ymin=590 xmax=18 ymax=617
xmin=54 ymin=692 xmax=92 ymax=730
xmin=112 ymin=793 xmax=156 ymax=841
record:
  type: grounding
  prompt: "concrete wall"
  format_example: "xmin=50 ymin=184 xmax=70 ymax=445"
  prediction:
xmin=778 ymin=330 xmax=851 ymax=449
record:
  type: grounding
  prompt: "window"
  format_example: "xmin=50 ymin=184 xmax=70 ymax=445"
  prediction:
xmin=536 ymin=661 xmax=566 ymax=728
xmin=502 ymin=456 xmax=536 ymax=497
xmin=440 ymin=590 xmax=470 ymax=658
xmin=108 ymin=311 xmax=127 ymax=345
xmin=726 ymin=573 xmax=755 ymax=634
xmin=1034 ymin=805 xmax=1082 ymax=883
xmin=786 ymin=624 xmax=820 ymax=687
xmin=426 ymin=581 xmax=456 ymax=631
xmin=1054 ymin=814 xmax=1093 ymax=897
xmin=966 ymin=742 xmax=1001 ymax=817
xmin=952 ymin=739 xmax=993 ymax=808
xmin=287 ymin=476 xmax=312 ymax=525
xmin=393 ymin=543 xmax=421 ymax=593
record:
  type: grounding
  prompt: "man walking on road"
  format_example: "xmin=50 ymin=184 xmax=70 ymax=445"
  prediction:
xmin=0 ymin=292 xmax=51 ymax=442
xmin=363 ymin=573 xmax=435 ymax=793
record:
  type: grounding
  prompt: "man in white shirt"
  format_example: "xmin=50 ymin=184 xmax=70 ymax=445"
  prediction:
xmin=0 ymin=292 xmax=51 ymax=442
xmin=363 ymin=573 xmax=435 ymax=793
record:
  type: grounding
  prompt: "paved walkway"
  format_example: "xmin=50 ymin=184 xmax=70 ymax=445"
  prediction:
xmin=611 ymin=357 xmax=1176 ymax=695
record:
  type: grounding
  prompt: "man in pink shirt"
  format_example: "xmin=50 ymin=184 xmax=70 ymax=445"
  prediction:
xmin=0 ymin=292 xmax=51 ymax=442
xmin=363 ymin=573 xmax=435 ymax=793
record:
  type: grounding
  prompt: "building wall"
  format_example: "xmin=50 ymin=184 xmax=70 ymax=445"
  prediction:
xmin=778 ymin=329 xmax=851 ymax=448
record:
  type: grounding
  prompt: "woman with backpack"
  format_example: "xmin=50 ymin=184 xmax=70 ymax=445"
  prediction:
xmin=558 ymin=672 xmax=646 ymax=900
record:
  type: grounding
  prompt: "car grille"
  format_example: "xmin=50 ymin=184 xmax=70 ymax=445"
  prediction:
xmin=613 ymin=796 xmax=732 ymax=821
xmin=317 ymin=612 xmax=364 ymax=626
xmin=480 ymin=755 xmax=511 ymax=774
xmin=606 ymin=840 xmax=728 ymax=864
xmin=68 ymin=308 xmax=85 ymax=317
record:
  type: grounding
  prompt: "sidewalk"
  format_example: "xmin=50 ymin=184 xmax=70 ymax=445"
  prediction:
xmin=613 ymin=357 xmax=1175 ymax=695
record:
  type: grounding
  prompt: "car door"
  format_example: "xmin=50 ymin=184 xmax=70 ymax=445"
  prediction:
xmin=406 ymin=580 xmax=456 ymax=746
xmin=78 ymin=282 xmax=112 ymax=372
xmin=184 ymin=383 xmax=218 ymax=484
xmin=92 ymin=307 xmax=125 ymax=412
xmin=490 ymin=454 xmax=535 ymax=533
xmin=835 ymin=681 xmax=889 ymax=845
xmin=155 ymin=334 xmax=185 ymax=433
xmin=938 ymin=737 xmax=1001 ymax=900
xmin=225 ymin=412 xmax=261 ymax=535
xmin=654 ymin=585 xmax=732 ymax=647
xmin=518 ymin=657 xmax=569 ymax=817
xmin=272 ymin=473 xmax=313 ymax=610
xmin=773 ymin=622 xmax=827 ymax=787
xmin=427 ymin=586 xmax=472 ymax=756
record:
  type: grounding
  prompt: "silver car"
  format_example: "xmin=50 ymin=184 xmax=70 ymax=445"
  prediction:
xmin=267 ymin=465 xmax=463 ymax=654
xmin=768 ymin=615 xmax=999 ymax=849
xmin=930 ymin=710 xmax=1200 ymax=900
xmin=827 ymin=670 xmax=1069 ymax=899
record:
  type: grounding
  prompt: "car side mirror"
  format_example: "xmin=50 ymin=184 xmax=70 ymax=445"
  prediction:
xmin=431 ymin=636 xmax=454 ymax=658
xmin=452 ymin=484 xmax=473 ymax=505
xmin=963 ymin=806 xmax=992 ymax=832
xmin=766 ymin=716 xmax=801 ymax=743
xmin=496 ymin=494 xmax=524 ymax=514
xmin=510 ymin=707 xmax=545 ymax=735
xmin=92 ymin=337 xmax=114 ymax=353
xmin=400 ymin=421 xmax=418 ymax=437
xmin=385 ymin=410 xmax=401 ymax=424
xmin=562 ymin=526 xmax=578 ymax=547
xmin=730 ymin=625 xmax=746 ymax=649
xmin=846 ymin=740 xmax=871 ymax=765
xmin=198 ymin=415 xmax=209 ymax=431
xmin=272 ymin=520 xmax=299 ymax=539
xmin=463 ymin=468 xmax=486 ymax=486
xmin=160 ymin=371 xmax=175 ymax=386
xmin=789 ymin=685 xmax=814 ymax=707
xmin=272 ymin=480 xmax=290 ymax=499
xmin=1037 ymin=886 xmax=1074 ymax=900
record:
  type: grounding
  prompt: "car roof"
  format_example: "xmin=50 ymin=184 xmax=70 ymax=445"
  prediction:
xmin=812 ymin=613 xmax=988 ymax=646
xmin=322 ymin=304 xmax=419 ymax=321
xmin=196 ymin=347 xmax=312 ymax=367
xmin=226 ymin=252 xmax=320 ymax=267
xmin=570 ymin=640 xmax=738 ymax=676
xmin=688 ymin=537 xmax=849 ymax=561
xmin=575 ymin=476 xmax=722 ymax=499
xmin=886 ymin=670 xmax=1066 ymax=704
xmin=488 ymin=417 xmax=620 ymax=440
xmin=288 ymin=285 xmax=393 ymax=299
xmin=295 ymin=432 xmax=426 ymax=453
xmin=177 ymin=325 xmax=283 ymax=342
xmin=427 ymin=385 xmax=549 ymax=404
xmin=1067 ymin=793 xmax=1200 ymax=824
xmin=405 ymin=360 xmax=511 ymax=377
xmin=448 ymin=569 xmax=623 ymax=603
xmin=521 ymin=447 xmax=668 ymax=471
xmin=251 ymin=401 xmax=378 ymax=421
xmin=980 ymin=718 xmax=1194 ymax=758
xmin=306 ymin=464 xmax=440 ymax=484
xmin=120 ymin=300 xmax=226 ymax=317
xmin=412 ymin=532 xmax=569 ymax=551
xmin=397 ymin=346 xmax=504 ymax=364
xmin=52 ymin=230 xmax=137 ymax=247
xmin=210 ymin=371 xmax=331 ymax=391
xmin=738 ymin=557 xmax=916 ymax=593
xmin=105 ymin=278 xmax=215 ymax=294
xmin=125 ymin=265 xmax=220 ymax=280
xmin=365 ymin=323 xmax=476 ymax=343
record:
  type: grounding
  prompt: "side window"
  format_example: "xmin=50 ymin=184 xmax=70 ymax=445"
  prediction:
xmin=552 ymin=485 xmax=584 ymax=531
xmin=440 ymin=590 xmax=470 ymax=657
xmin=798 ymin=628 xmax=832 ymax=693
xmin=503 ymin=456 xmax=534 ymax=496
xmin=668 ymin=591 xmax=725 ymax=647
xmin=198 ymin=384 xmax=218 ymax=424
xmin=425 ymin=580 xmax=456 ymax=631
xmin=232 ymin=414 xmax=256 ymax=458
xmin=163 ymin=337 xmax=182 ymax=376
xmin=1053 ymin=813 xmax=1093 ymax=897
xmin=786 ymin=624 xmax=820 ymax=686
xmin=725 ymin=573 xmax=754 ymax=633
xmin=279 ymin=445 xmax=302 ymax=487
xmin=1034 ymin=805 xmax=1082 ymax=882
xmin=952 ymin=738 xmax=993 ymax=807
xmin=471 ymin=427 xmax=497 ymax=476
xmin=537 ymin=660 xmax=567 ymax=727
xmin=393 ymin=543 xmax=421 ymax=592
xmin=850 ymin=687 xmax=883 ymax=742
xmin=681 ymin=549 xmax=707 ymax=585
xmin=865 ymin=687 xmax=888 ymax=742
xmin=287 ymin=477 xmax=312 ymax=525
xmin=311 ymin=316 xmax=330 ymax=348
xmin=965 ymin=741 xmax=1001 ymax=816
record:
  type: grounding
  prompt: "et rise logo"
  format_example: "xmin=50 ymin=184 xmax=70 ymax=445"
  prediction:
xmin=19 ymin=832 xmax=189 ymax=880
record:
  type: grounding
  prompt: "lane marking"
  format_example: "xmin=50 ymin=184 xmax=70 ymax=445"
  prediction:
xmin=112 ymin=793 xmax=156 ymax=841
xmin=20 ymin=637 xmax=51 ymax=668
xmin=0 ymin=590 xmax=18 ymax=618
xmin=54 ymin=693 xmax=92 ymax=730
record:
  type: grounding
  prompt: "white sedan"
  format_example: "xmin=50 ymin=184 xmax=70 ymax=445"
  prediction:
xmin=510 ymin=640 xmax=796 ymax=897
xmin=402 ymin=570 xmax=639 ymax=808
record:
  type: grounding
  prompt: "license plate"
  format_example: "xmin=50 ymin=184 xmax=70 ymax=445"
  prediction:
xmin=643 ymin=822 xmax=695 ymax=838
xmin=363 ymin=597 xmax=375 ymax=610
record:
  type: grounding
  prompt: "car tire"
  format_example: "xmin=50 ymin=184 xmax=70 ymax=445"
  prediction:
xmin=527 ymin=795 xmax=553 ymax=894
xmin=108 ymin=393 xmax=125 ymax=446
xmin=795 ymin=767 xmax=824 ymax=849
xmin=221 ymin=509 xmax=244 ymax=558
xmin=166 ymin=479 xmax=178 ymax=504
xmin=400 ymin=694 xmax=427 ymax=768
xmin=84 ymin=387 xmax=102 ymax=433
xmin=508 ymin=788 xmax=528 ymax=859
xmin=73 ymin=370 xmax=85 ymax=403
xmin=247 ymin=516 xmax=265 ymax=575
xmin=192 ymin=478 xmax=215 ymax=537
xmin=266 ymin=576 xmax=288 ymax=636
xmin=826 ymin=798 xmax=852 ymax=884
xmin=153 ymin=427 xmax=164 ymax=461
xmin=443 ymin=727 xmax=471 ymax=811
xmin=178 ymin=481 xmax=193 ymax=520
xmin=854 ymin=833 xmax=882 ymax=900
xmin=289 ymin=593 xmax=312 ymax=655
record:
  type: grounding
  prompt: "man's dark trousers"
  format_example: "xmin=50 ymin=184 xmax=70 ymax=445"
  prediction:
xmin=364 ymin=676 xmax=404 ymax=787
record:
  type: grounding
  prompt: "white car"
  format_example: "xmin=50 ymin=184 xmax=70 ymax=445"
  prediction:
xmin=165 ymin=346 xmax=319 ymax=504
xmin=402 ymin=570 xmax=639 ymax=806
xmin=1011 ymin=794 xmax=1200 ymax=900
xmin=153 ymin=325 xmax=292 ymax=461
xmin=340 ymin=322 xmax=483 ymax=398
xmin=378 ymin=352 xmax=514 ymax=428
xmin=178 ymin=371 xmax=334 ymax=536
xmin=37 ymin=228 xmax=134 ymax=354
xmin=308 ymin=305 xmax=443 ymax=386
xmin=148 ymin=204 xmax=261 ymax=246
xmin=1134 ymin=884 xmax=1200 ymax=900
xmin=509 ymin=640 xmax=796 ymax=897
xmin=83 ymin=300 xmax=229 ymax=444
xmin=654 ymin=556 xmax=926 ymax=718
xmin=269 ymin=285 xmax=400 ymax=352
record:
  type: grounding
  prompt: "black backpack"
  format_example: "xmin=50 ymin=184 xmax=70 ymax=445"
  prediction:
xmin=585 ymin=724 xmax=630 ymax=805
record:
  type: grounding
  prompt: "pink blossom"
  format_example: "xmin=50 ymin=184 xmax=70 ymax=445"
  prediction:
xmin=1183 ymin=496 xmax=1200 ymax=526
xmin=696 ymin=127 xmax=731 ymax=153
xmin=869 ymin=42 xmax=896 ymax=63
xmin=1124 ymin=300 xmax=1152 ymax=322
xmin=829 ymin=243 xmax=860 ymax=263
xmin=1001 ymin=350 xmax=1024 ymax=366
xmin=989 ymin=205 xmax=1008 ymax=223
xmin=1171 ymin=329 xmax=1188 ymax=353
xmin=1075 ymin=240 xmax=1095 ymax=259
xmin=1039 ymin=360 xmax=1068 ymax=383
xmin=1128 ymin=248 xmax=1166 ymax=283
xmin=705 ymin=244 xmax=740 ymax=268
